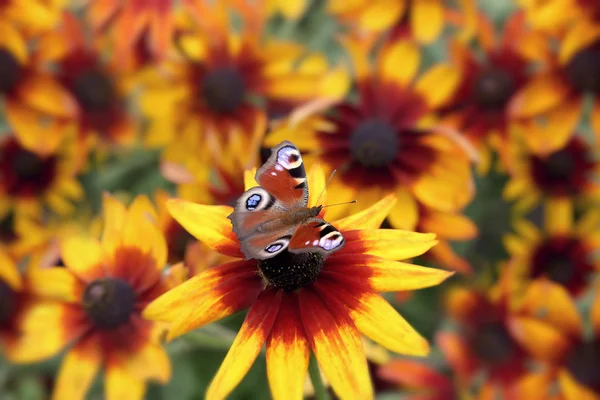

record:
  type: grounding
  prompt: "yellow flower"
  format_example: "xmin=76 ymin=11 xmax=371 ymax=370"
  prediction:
xmin=267 ymin=38 xmax=474 ymax=231
xmin=0 ymin=133 xmax=84 ymax=219
xmin=140 ymin=0 xmax=348 ymax=149
xmin=0 ymin=0 xmax=63 ymax=34
xmin=144 ymin=165 xmax=453 ymax=400
xmin=20 ymin=194 xmax=176 ymax=400
xmin=504 ymin=198 xmax=600 ymax=297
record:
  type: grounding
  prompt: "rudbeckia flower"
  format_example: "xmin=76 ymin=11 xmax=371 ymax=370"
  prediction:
xmin=504 ymin=199 xmax=599 ymax=296
xmin=0 ymin=210 xmax=52 ymax=262
xmin=508 ymin=280 xmax=600 ymax=400
xmin=141 ymin=0 xmax=348 ymax=148
xmin=267 ymin=38 xmax=473 ymax=231
xmin=327 ymin=0 xmax=477 ymax=44
xmin=509 ymin=26 xmax=600 ymax=152
xmin=21 ymin=194 xmax=176 ymax=400
xmin=503 ymin=136 xmax=599 ymax=212
xmin=0 ymin=0 xmax=63 ymax=34
xmin=439 ymin=277 xmax=529 ymax=397
xmin=0 ymin=134 xmax=84 ymax=219
xmin=144 ymin=165 xmax=453 ymax=399
xmin=441 ymin=12 xmax=541 ymax=172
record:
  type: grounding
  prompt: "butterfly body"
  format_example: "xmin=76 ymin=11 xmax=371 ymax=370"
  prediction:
xmin=228 ymin=141 xmax=344 ymax=260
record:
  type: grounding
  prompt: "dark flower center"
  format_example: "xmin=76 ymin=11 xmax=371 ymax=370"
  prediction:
xmin=0 ymin=212 xmax=17 ymax=243
xmin=258 ymin=251 xmax=324 ymax=291
xmin=473 ymin=68 xmax=515 ymax=110
xmin=83 ymin=278 xmax=136 ymax=329
xmin=531 ymin=237 xmax=589 ymax=290
xmin=575 ymin=0 xmax=600 ymax=21
xmin=71 ymin=69 xmax=117 ymax=111
xmin=11 ymin=149 xmax=45 ymax=182
xmin=0 ymin=140 xmax=57 ymax=197
xmin=0 ymin=49 xmax=22 ymax=94
xmin=566 ymin=339 xmax=600 ymax=391
xmin=470 ymin=322 xmax=517 ymax=365
xmin=349 ymin=119 xmax=399 ymax=168
xmin=0 ymin=280 xmax=17 ymax=327
xmin=201 ymin=67 xmax=246 ymax=114
xmin=565 ymin=44 xmax=600 ymax=93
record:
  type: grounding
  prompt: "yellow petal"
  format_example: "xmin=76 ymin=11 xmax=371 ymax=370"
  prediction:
xmin=558 ymin=369 xmax=600 ymax=400
xmin=364 ymin=258 xmax=453 ymax=292
xmin=122 ymin=195 xmax=167 ymax=268
xmin=105 ymin=363 xmax=146 ymax=400
xmin=507 ymin=316 xmax=571 ymax=363
xmin=26 ymin=268 xmax=80 ymax=302
xmin=415 ymin=64 xmax=460 ymax=108
xmin=379 ymin=40 xmax=420 ymax=86
xmin=335 ymin=194 xmax=397 ymax=230
xmin=386 ymin=190 xmax=418 ymax=231
xmin=101 ymin=193 xmax=127 ymax=255
xmin=358 ymin=0 xmax=406 ymax=31
xmin=206 ymin=289 xmax=282 ymax=400
xmin=60 ymin=236 xmax=104 ymax=282
xmin=410 ymin=0 xmax=445 ymax=43
xmin=544 ymin=197 xmax=573 ymax=235
xmin=16 ymin=73 xmax=78 ymax=118
xmin=0 ymin=250 xmax=22 ymax=290
xmin=125 ymin=342 xmax=171 ymax=383
xmin=559 ymin=21 xmax=600 ymax=64
xmin=419 ymin=209 xmax=477 ymax=240
xmin=509 ymin=72 xmax=570 ymax=117
xmin=344 ymin=229 xmax=437 ymax=260
xmin=52 ymin=334 xmax=102 ymax=400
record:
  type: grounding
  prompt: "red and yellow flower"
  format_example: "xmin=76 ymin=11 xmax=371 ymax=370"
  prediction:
xmin=141 ymin=0 xmax=348 ymax=149
xmin=503 ymin=136 xmax=600 ymax=212
xmin=144 ymin=165 xmax=453 ymax=399
xmin=267 ymin=37 xmax=474 ymax=232
xmin=504 ymin=199 xmax=600 ymax=296
xmin=0 ymin=0 xmax=63 ymax=35
xmin=20 ymin=195 xmax=176 ymax=400
xmin=508 ymin=280 xmax=600 ymax=400
xmin=0 ymin=134 xmax=84 ymax=219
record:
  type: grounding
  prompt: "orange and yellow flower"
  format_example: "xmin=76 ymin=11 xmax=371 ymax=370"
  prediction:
xmin=144 ymin=165 xmax=453 ymax=399
xmin=0 ymin=0 xmax=63 ymax=35
xmin=508 ymin=280 xmax=600 ymax=400
xmin=267 ymin=38 xmax=474 ymax=232
xmin=0 ymin=134 xmax=84 ymax=219
xmin=504 ymin=199 xmax=600 ymax=296
xmin=20 ymin=195 xmax=175 ymax=400
xmin=504 ymin=136 xmax=600 ymax=212
xmin=141 ymin=0 xmax=348 ymax=149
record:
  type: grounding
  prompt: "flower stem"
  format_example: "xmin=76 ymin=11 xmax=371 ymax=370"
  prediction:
xmin=308 ymin=353 xmax=330 ymax=400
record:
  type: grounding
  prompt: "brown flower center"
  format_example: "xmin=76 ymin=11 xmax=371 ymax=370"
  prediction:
xmin=531 ymin=237 xmax=590 ymax=291
xmin=201 ymin=67 xmax=246 ymax=114
xmin=0 ymin=49 xmax=21 ymax=94
xmin=0 ymin=140 xmax=57 ymax=197
xmin=72 ymin=69 xmax=117 ymax=111
xmin=83 ymin=278 xmax=136 ymax=329
xmin=258 ymin=251 xmax=324 ymax=291
xmin=0 ymin=280 xmax=17 ymax=327
xmin=566 ymin=339 xmax=600 ymax=391
xmin=350 ymin=119 xmax=399 ymax=168
xmin=575 ymin=0 xmax=600 ymax=21
xmin=0 ymin=212 xmax=17 ymax=243
xmin=470 ymin=322 xmax=517 ymax=365
xmin=565 ymin=43 xmax=600 ymax=93
xmin=473 ymin=68 xmax=515 ymax=110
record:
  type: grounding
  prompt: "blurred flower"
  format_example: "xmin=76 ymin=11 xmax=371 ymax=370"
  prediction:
xmin=267 ymin=0 xmax=309 ymax=19
xmin=144 ymin=166 xmax=452 ymax=400
xmin=86 ymin=0 xmax=176 ymax=65
xmin=267 ymin=38 xmax=473 ymax=232
xmin=0 ymin=134 xmax=83 ymax=219
xmin=439 ymin=277 xmax=529 ymax=397
xmin=141 ymin=0 xmax=348 ymax=149
xmin=0 ymin=210 xmax=52 ymax=263
xmin=0 ymin=0 xmax=63 ymax=34
xmin=441 ymin=12 xmax=539 ymax=173
xmin=22 ymin=195 xmax=175 ymax=400
xmin=327 ymin=0 xmax=477 ymax=44
xmin=508 ymin=280 xmax=600 ymax=400
xmin=504 ymin=136 xmax=599 ymax=212
xmin=504 ymin=199 xmax=599 ymax=296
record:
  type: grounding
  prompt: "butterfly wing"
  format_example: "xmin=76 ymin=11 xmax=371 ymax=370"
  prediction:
xmin=288 ymin=218 xmax=345 ymax=257
xmin=255 ymin=141 xmax=309 ymax=208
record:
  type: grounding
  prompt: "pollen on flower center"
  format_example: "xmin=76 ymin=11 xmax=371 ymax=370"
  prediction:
xmin=470 ymin=322 xmax=517 ymax=365
xmin=0 ymin=49 xmax=21 ymax=94
xmin=83 ymin=278 xmax=136 ymax=329
xmin=0 ymin=280 xmax=17 ymax=327
xmin=565 ymin=339 xmax=600 ymax=390
xmin=258 ymin=251 xmax=324 ymax=292
xmin=349 ymin=119 xmax=399 ymax=168
xmin=72 ymin=69 xmax=117 ymax=111
xmin=473 ymin=68 xmax=515 ymax=110
xmin=565 ymin=43 xmax=600 ymax=93
xmin=201 ymin=67 xmax=246 ymax=114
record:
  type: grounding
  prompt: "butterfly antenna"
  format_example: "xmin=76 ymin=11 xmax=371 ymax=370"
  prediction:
xmin=321 ymin=200 xmax=357 ymax=209
xmin=314 ymin=169 xmax=337 ymax=206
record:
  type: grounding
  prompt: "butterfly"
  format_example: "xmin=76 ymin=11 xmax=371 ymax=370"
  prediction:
xmin=228 ymin=141 xmax=346 ymax=260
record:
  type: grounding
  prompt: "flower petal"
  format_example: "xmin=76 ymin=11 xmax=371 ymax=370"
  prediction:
xmin=26 ymin=268 xmax=81 ymax=302
xmin=507 ymin=316 xmax=571 ymax=363
xmin=379 ymin=40 xmax=420 ymax=86
xmin=0 ymin=250 xmax=22 ymax=290
xmin=509 ymin=72 xmax=570 ymax=117
xmin=386 ymin=189 xmax=418 ymax=230
xmin=299 ymin=287 xmax=373 ymax=400
xmin=125 ymin=341 xmax=171 ymax=383
xmin=105 ymin=361 xmax=146 ymax=400
xmin=377 ymin=359 xmax=453 ymax=390
xmin=334 ymin=194 xmax=397 ymax=230
xmin=52 ymin=334 xmax=102 ymax=400
xmin=16 ymin=73 xmax=78 ymax=118
xmin=266 ymin=293 xmax=310 ymax=400
xmin=419 ymin=209 xmax=477 ymax=240
xmin=435 ymin=332 xmax=476 ymax=380
xmin=342 ymin=229 xmax=437 ymax=260
xmin=60 ymin=236 xmax=104 ymax=282
xmin=166 ymin=199 xmax=243 ymax=258
xmin=206 ymin=289 xmax=282 ymax=400
xmin=558 ymin=369 xmax=600 ymax=400
xmin=415 ymin=64 xmax=460 ymax=108
xmin=101 ymin=193 xmax=127 ymax=255
xmin=410 ymin=0 xmax=444 ymax=43
xmin=319 ymin=281 xmax=429 ymax=356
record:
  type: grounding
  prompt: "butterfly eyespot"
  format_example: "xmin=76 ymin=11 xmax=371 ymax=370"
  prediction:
xmin=239 ymin=187 xmax=274 ymax=212
xmin=266 ymin=243 xmax=284 ymax=253
xmin=319 ymin=231 xmax=344 ymax=251
xmin=277 ymin=146 xmax=303 ymax=170
xmin=245 ymin=194 xmax=261 ymax=211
